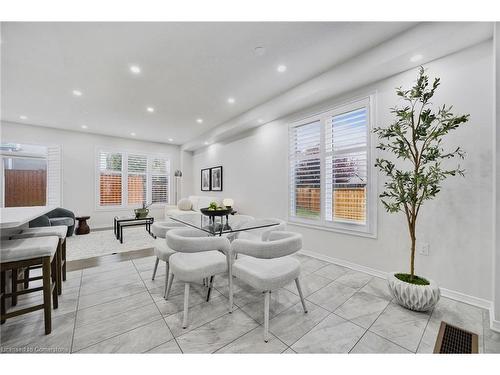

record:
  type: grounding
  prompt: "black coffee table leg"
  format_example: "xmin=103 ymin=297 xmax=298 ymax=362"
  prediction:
xmin=120 ymin=224 xmax=123 ymax=244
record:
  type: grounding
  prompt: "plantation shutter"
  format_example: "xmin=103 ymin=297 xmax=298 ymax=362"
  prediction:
xmin=127 ymin=154 xmax=147 ymax=205
xmin=99 ymin=151 xmax=122 ymax=206
xmin=151 ymin=157 xmax=170 ymax=204
xmin=46 ymin=145 xmax=62 ymax=207
xmin=325 ymin=106 xmax=368 ymax=224
xmin=289 ymin=120 xmax=321 ymax=220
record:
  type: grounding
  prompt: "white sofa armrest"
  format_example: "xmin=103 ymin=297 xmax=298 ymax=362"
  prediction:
xmin=164 ymin=204 xmax=179 ymax=219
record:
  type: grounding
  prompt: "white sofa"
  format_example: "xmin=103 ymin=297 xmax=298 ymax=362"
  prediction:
xmin=164 ymin=195 xmax=222 ymax=218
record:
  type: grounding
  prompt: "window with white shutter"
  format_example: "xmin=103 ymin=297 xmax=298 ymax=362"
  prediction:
xmin=97 ymin=150 xmax=170 ymax=208
xmin=288 ymin=96 xmax=375 ymax=236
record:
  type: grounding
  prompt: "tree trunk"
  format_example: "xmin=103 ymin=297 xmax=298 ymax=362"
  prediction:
xmin=410 ymin=223 xmax=416 ymax=281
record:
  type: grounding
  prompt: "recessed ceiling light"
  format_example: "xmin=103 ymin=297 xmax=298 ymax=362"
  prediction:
xmin=19 ymin=115 xmax=27 ymax=120
xmin=196 ymin=118 xmax=203 ymax=124
xmin=227 ymin=97 xmax=235 ymax=104
xmin=81 ymin=125 xmax=88 ymax=129
xmin=277 ymin=65 xmax=287 ymax=73
xmin=146 ymin=107 xmax=155 ymax=113
xmin=129 ymin=65 xmax=141 ymax=74
xmin=130 ymin=132 xmax=136 ymax=136
xmin=168 ymin=138 xmax=174 ymax=142
xmin=257 ymin=119 xmax=264 ymax=124
xmin=204 ymin=141 xmax=209 ymax=145
xmin=72 ymin=89 xmax=83 ymax=97
xmin=410 ymin=54 xmax=423 ymax=62
xmin=254 ymin=46 xmax=266 ymax=56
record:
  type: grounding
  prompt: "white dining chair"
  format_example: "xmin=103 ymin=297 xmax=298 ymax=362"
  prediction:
xmin=150 ymin=221 xmax=187 ymax=298
xmin=230 ymin=231 xmax=307 ymax=342
xmin=166 ymin=228 xmax=232 ymax=329
xmin=236 ymin=218 xmax=286 ymax=241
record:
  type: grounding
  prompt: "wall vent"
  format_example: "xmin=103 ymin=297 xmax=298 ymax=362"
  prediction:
xmin=434 ymin=321 xmax=478 ymax=354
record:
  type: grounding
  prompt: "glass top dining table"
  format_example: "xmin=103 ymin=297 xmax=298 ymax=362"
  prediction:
xmin=169 ymin=213 xmax=280 ymax=236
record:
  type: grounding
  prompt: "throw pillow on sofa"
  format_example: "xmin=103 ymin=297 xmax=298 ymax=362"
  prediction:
xmin=177 ymin=198 xmax=193 ymax=211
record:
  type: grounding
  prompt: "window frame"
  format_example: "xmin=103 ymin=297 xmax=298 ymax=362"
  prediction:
xmin=95 ymin=147 xmax=171 ymax=211
xmin=287 ymin=95 xmax=377 ymax=238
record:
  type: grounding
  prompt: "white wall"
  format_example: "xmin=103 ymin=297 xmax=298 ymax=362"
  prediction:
xmin=0 ymin=122 xmax=180 ymax=228
xmin=191 ymin=41 xmax=494 ymax=302
xmin=493 ymin=23 xmax=500 ymax=327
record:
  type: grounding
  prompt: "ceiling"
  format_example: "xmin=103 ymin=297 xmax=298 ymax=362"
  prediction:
xmin=1 ymin=22 xmax=417 ymax=145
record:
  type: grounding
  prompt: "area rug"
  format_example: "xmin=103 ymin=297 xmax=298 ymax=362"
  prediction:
xmin=66 ymin=227 xmax=156 ymax=261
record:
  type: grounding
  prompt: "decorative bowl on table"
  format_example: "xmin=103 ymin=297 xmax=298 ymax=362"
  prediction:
xmin=200 ymin=207 xmax=233 ymax=217
xmin=134 ymin=208 xmax=149 ymax=219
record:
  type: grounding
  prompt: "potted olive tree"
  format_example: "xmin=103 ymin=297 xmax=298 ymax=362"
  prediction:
xmin=374 ymin=67 xmax=469 ymax=311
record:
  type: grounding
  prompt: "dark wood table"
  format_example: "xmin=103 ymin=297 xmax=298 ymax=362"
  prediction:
xmin=113 ymin=216 xmax=155 ymax=244
xmin=75 ymin=216 xmax=91 ymax=235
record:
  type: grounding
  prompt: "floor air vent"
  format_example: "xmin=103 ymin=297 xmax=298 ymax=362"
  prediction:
xmin=433 ymin=321 xmax=478 ymax=353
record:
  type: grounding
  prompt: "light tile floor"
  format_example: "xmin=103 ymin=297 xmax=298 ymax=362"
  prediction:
xmin=1 ymin=253 xmax=499 ymax=354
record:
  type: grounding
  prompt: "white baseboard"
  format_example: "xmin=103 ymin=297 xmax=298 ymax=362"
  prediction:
xmin=299 ymin=248 xmax=500 ymax=332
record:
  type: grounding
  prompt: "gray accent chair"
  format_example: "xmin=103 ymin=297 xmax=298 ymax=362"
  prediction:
xmin=29 ymin=208 xmax=75 ymax=237
xmin=230 ymin=231 xmax=307 ymax=342
xmin=166 ymin=228 xmax=232 ymax=329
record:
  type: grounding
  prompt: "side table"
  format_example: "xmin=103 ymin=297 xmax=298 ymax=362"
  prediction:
xmin=75 ymin=216 xmax=91 ymax=235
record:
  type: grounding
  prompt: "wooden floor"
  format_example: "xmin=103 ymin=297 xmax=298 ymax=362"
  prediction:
xmin=66 ymin=247 xmax=154 ymax=272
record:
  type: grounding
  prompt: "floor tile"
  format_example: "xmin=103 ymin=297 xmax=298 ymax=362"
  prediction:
xmin=76 ymin=319 xmax=173 ymax=353
xmin=165 ymin=294 xmax=232 ymax=337
xmin=176 ymin=309 xmax=258 ymax=353
xmin=146 ymin=339 xmax=182 ymax=353
xmin=359 ymin=277 xmax=393 ymax=301
xmin=215 ymin=326 xmax=287 ymax=353
xmin=216 ymin=277 xmax=262 ymax=307
xmin=350 ymin=331 xmax=411 ymax=353
xmin=81 ymin=264 xmax=137 ymax=284
xmin=72 ymin=303 xmax=162 ymax=352
xmin=77 ymin=280 xmax=146 ymax=309
xmin=239 ymin=288 xmax=300 ymax=324
xmin=82 ymin=260 xmax=136 ymax=276
xmin=307 ymin=282 xmax=357 ymax=312
xmin=334 ymin=270 xmax=372 ymax=289
xmin=370 ymin=303 xmax=430 ymax=352
xmin=154 ymin=284 xmax=221 ymax=317
xmin=269 ymin=301 xmax=330 ymax=346
xmin=335 ymin=291 xmax=389 ymax=328
xmin=79 ymin=273 xmax=143 ymax=296
xmin=291 ymin=313 xmax=365 ymax=353
xmin=0 ymin=312 xmax=76 ymax=353
xmin=284 ymin=273 xmax=332 ymax=298
xmin=300 ymin=257 xmax=330 ymax=274
xmin=313 ymin=263 xmax=349 ymax=280
xmin=76 ymin=290 xmax=153 ymax=327
xmin=282 ymin=347 xmax=296 ymax=353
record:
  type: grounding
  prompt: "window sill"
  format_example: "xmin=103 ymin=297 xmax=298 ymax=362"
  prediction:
xmin=287 ymin=219 xmax=377 ymax=239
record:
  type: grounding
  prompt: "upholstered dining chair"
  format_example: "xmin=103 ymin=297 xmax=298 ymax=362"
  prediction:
xmin=236 ymin=218 xmax=286 ymax=242
xmin=166 ymin=228 xmax=232 ymax=329
xmin=150 ymin=221 xmax=187 ymax=298
xmin=230 ymin=231 xmax=307 ymax=342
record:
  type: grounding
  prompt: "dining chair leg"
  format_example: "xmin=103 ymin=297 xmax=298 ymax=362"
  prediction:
xmin=295 ymin=278 xmax=308 ymax=313
xmin=206 ymin=276 xmax=214 ymax=302
xmin=51 ymin=256 xmax=58 ymax=310
xmin=182 ymin=283 xmax=190 ymax=329
xmin=152 ymin=257 xmax=159 ymax=280
xmin=264 ymin=291 xmax=270 ymax=343
xmin=165 ymin=272 xmax=174 ymax=299
xmin=163 ymin=262 xmax=169 ymax=297
xmin=24 ymin=268 xmax=30 ymax=289
xmin=1 ymin=271 xmax=6 ymax=324
xmin=11 ymin=268 xmax=18 ymax=306
xmin=56 ymin=241 xmax=62 ymax=295
xmin=42 ymin=257 xmax=52 ymax=334
xmin=227 ymin=255 xmax=233 ymax=313
xmin=62 ymin=239 xmax=67 ymax=281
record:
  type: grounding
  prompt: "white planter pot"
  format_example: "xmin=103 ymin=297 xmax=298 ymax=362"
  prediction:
xmin=387 ymin=272 xmax=440 ymax=312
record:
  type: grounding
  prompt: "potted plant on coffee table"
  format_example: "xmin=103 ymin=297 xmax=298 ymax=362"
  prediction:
xmin=374 ymin=67 xmax=469 ymax=311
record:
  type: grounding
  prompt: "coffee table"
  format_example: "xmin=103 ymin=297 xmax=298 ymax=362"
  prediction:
xmin=114 ymin=216 xmax=155 ymax=244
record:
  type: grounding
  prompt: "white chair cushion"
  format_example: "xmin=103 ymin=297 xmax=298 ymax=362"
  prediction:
xmin=177 ymin=198 xmax=192 ymax=211
xmin=151 ymin=221 xmax=186 ymax=238
xmin=233 ymin=256 xmax=301 ymax=291
xmin=154 ymin=239 xmax=176 ymax=261
xmin=169 ymin=250 xmax=227 ymax=282
xmin=236 ymin=232 xmax=261 ymax=242
xmin=1 ymin=236 xmax=58 ymax=262
xmin=12 ymin=225 xmax=67 ymax=240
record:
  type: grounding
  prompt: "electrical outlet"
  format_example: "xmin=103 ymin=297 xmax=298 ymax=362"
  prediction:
xmin=419 ymin=243 xmax=430 ymax=256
